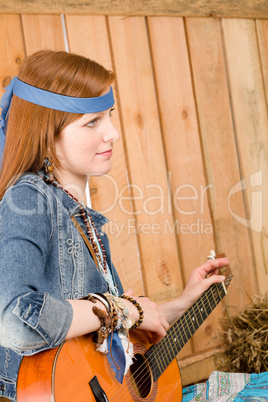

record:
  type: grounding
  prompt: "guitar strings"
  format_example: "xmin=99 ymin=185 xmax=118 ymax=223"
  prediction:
xmin=108 ymin=282 xmax=226 ymax=401
xmin=113 ymin=284 xmax=225 ymax=401
xmin=109 ymin=283 xmax=225 ymax=401
xmin=130 ymin=284 xmax=225 ymax=397
xmin=110 ymin=293 xmax=224 ymax=401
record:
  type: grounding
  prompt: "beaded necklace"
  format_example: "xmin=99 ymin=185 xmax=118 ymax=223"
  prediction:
xmin=41 ymin=173 xmax=118 ymax=296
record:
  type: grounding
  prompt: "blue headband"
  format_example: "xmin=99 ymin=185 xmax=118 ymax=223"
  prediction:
xmin=0 ymin=77 xmax=115 ymax=160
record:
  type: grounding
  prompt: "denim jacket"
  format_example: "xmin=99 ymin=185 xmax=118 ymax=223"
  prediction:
xmin=0 ymin=174 xmax=123 ymax=400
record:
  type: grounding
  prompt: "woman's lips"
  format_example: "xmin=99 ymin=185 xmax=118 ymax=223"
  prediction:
xmin=97 ymin=149 xmax=113 ymax=157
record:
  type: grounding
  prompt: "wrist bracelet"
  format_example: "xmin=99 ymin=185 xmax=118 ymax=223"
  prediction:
xmin=120 ymin=295 xmax=144 ymax=329
xmin=80 ymin=292 xmax=110 ymax=312
xmin=80 ymin=293 xmax=118 ymax=345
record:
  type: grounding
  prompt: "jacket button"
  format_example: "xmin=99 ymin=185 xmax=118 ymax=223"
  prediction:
xmin=0 ymin=383 xmax=6 ymax=391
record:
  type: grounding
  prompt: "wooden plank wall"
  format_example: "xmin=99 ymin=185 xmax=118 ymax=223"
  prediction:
xmin=0 ymin=14 xmax=267 ymax=377
xmin=0 ymin=0 xmax=268 ymax=18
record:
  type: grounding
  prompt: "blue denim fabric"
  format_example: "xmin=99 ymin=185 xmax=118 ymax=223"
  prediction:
xmin=0 ymin=174 xmax=123 ymax=400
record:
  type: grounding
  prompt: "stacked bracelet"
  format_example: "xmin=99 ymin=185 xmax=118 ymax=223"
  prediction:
xmin=80 ymin=293 xmax=118 ymax=346
xmin=120 ymin=295 xmax=144 ymax=329
xmin=79 ymin=292 xmax=141 ymax=374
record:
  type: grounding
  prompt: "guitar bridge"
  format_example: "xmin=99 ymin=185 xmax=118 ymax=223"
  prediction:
xmin=89 ymin=375 xmax=109 ymax=402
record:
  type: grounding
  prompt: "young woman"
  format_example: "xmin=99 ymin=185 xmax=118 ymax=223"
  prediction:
xmin=0 ymin=50 xmax=228 ymax=401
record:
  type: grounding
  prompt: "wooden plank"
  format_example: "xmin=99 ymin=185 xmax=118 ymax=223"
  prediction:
xmin=0 ymin=15 xmax=25 ymax=97
xmin=108 ymin=16 xmax=184 ymax=303
xmin=186 ymin=18 xmax=258 ymax=310
xmin=178 ymin=346 xmax=225 ymax=386
xmin=147 ymin=16 xmax=224 ymax=355
xmin=1 ymin=0 xmax=268 ymax=19
xmin=222 ymin=18 xmax=268 ymax=295
xmin=257 ymin=22 xmax=268 ymax=289
xmin=21 ymin=15 xmax=66 ymax=54
xmin=257 ymin=20 xmax=268 ymax=113
xmin=65 ymin=15 xmax=143 ymax=294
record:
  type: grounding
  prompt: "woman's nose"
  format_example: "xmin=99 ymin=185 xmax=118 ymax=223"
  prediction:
xmin=104 ymin=120 xmax=121 ymax=142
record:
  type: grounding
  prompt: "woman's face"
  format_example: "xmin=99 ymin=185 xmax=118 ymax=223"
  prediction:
xmin=54 ymin=95 xmax=120 ymax=190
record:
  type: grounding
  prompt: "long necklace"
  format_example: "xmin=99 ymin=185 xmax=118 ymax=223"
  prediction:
xmin=79 ymin=200 xmax=118 ymax=297
xmin=41 ymin=173 xmax=118 ymax=296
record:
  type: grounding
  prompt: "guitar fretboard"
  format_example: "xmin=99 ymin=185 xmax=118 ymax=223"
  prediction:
xmin=145 ymin=281 xmax=227 ymax=381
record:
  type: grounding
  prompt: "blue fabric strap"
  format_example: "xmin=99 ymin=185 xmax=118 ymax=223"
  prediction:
xmin=107 ymin=332 xmax=126 ymax=384
xmin=0 ymin=76 xmax=115 ymax=162
xmin=12 ymin=77 xmax=115 ymax=113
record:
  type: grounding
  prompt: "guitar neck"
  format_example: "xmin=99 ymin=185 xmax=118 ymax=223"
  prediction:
xmin=145 ymin=281 xmax=227 ymax=381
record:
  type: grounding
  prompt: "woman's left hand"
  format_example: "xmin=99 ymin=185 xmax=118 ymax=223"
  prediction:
xmin=180 ymin=257 xmax=229 ymax=310
xmin=158 ymin=257 xmax=229 ymax=324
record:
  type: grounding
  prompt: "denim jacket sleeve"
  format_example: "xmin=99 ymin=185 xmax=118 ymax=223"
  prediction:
xmin=0 ymin=181 xmax=73 ymax=355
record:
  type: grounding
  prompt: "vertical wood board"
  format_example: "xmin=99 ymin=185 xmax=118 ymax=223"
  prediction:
xmin=21 ymin=14 xmax=66 ymax=54
xmin=257 ymin=19 xmax=268 ymax=104
xmin=0 ymin=15 xmax=25 ymax=96
xmin=108 ymin=16 xmax=184 ymax=302
xmin=147 ymin=16 xmax=221 ymax=354
xmin=257 ymin=21 xmax=268 ymax=283
xmin=222 ymin=18 xmax=268 ymax=295
xmin=186 ymin=17 xmax=258 ymax=311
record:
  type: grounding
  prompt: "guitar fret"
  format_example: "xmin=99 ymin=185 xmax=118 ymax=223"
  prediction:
xmin=198 ymin=297 xmax=206 ymax=322
xmin=192 ymin=307 xmax=201 ymax=329
xmin=171 ymin=329 xmax=182 ymax=353
xmin=185 ymin=312 xmax=193 ymax=338
xmin=171 ymin=323 xmax=183 ymax=353
xmin=161 ymin=338 xmax=171 ymax=370
xmin=212 ymin=286 xmax=217 ymax=306
xmin=189 ymin=312 xmax=198 ymax=332
xmin=177 ymin=321 xmax=188 ymax=347
xmin=145 ymin=274 xmax=232 ymax=381
xmin=180 ymin=325 xmax=189 ymax=348
xmin=188 ymin=309 xmax=198 ymax=334
xmin=204 ymin=290 xmax=213 ymax=315
xmin=165 ymin=333 xmax=174 ymax=363
xmin=195 ymin=302 xmax=204 ymax=326
xmin=155 ymin=344 xmax=165 ymax=373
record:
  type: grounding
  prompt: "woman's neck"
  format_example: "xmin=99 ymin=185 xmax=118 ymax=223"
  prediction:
xmin=53 ymin=170 xmax=87 ymax=202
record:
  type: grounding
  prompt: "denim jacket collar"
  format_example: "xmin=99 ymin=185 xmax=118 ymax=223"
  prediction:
xmin=21 ymin=173 xmax=109 ymax=230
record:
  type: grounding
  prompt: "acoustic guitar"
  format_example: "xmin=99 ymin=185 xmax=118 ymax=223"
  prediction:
xmin=17 ymin=255 xmax=232 ymax=402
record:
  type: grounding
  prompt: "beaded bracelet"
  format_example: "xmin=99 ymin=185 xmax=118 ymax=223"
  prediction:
xmin=105 ymin=293 xmax=135 ymax=331
xmin=80 ymin=293 xmax=117 ymax=345
xmin=120 ymin=295 xmax=144 ymax=329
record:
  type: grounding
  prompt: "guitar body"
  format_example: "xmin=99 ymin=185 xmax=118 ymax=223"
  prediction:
xmin=17 ymin=329 xmax=182 ymax=402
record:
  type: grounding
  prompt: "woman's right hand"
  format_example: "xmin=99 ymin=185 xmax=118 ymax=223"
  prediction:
xmin=122 ymin=289 xmax=169 ymax=344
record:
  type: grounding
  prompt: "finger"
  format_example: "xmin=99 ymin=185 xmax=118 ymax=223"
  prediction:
xmin=151 ymin=325 xmax=167 ymax=344
xmin=202 ymin=257 xmax=229 ymax=275
xmin=159 ymin=312 xmax=169 ymax=331
xmin=204 ymin=274 xmax=226 ymax=289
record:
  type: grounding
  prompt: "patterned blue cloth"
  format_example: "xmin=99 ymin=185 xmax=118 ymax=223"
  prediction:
xmin=182 ymin=371 xmax=268 ymax=402
xmin=235 ymin=372 xmax=268 ymax=402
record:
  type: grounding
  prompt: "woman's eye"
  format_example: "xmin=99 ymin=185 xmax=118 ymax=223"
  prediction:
xmin=109 ymin=107 xmax=115 ymax=117
xmin=86 ymin=118 xmax=98 ymax=127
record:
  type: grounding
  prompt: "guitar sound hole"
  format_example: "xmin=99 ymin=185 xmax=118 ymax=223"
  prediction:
xmin=129 ymin=353 xmax=152 ymax=398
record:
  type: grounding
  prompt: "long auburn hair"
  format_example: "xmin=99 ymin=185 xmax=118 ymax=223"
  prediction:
xmin=0 ymin=50 xmax=115 ymax=199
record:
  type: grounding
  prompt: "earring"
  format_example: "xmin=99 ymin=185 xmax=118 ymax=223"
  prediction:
xmin=44 ymin=157 xmax=55 ymax=183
